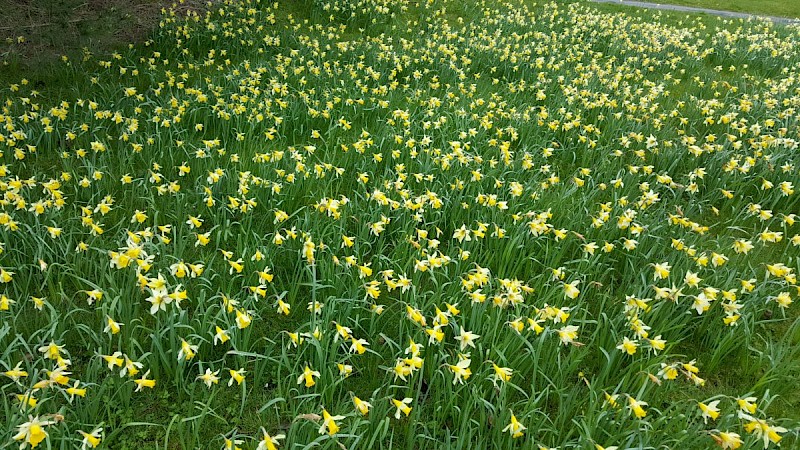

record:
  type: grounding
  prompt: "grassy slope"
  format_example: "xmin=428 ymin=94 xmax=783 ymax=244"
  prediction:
xmin=626 ymin=0 xmax=800 ymax=18
xmin=0 ymin=0 xmax=798 ymax=448
xmin=0 ymin=0 xmax=189 ymax=98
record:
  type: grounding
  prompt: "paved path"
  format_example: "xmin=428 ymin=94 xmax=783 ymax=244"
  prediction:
xmin=589 ymin=0 xmax=799 ymax=24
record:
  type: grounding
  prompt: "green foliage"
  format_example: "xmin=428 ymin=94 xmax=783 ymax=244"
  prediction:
xmin=0 ymin=0 xmax=799 ymax=449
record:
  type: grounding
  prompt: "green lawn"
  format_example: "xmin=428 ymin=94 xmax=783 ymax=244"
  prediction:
xmin=637 ymin=0 xmax=800 ymax=18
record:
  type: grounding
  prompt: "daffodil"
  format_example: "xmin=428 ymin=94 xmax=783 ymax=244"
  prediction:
xmin=235 ymin=309 xmax=252 ymax=329
xmin=454 ymin=326 xmax=479 ymax=351
xmin=448 ymin=357 xmax=472 ymax=384
xmin=698 ymin=400 xmax=720 ymax=423
xmin=391 ymin=397 xmax=413 ymax=419
xmin=228 ymin=368 xmax=246 ymax=386
xmin=121 ymin=355 xmax=143 ymax=378
xmin=16 ymin=392 xmax=38 ymax=409
xmin=652 ymin=262 xmax=671 ymax=280
xmin=711 ymin=431 xmax=742 ymax=449
xmin=740 ymin=413 xmax=788 ymax=449
xmin=353 ymin=396 xmax=372 ymax=416
xmin=77 ymin=428 xmax=103 ymax=449
xmin=557 ymin=325 xmax=579 ymax=345
xmin=617 ymin=337 xmax=638 ymax=355
xmin=491 ymin=363 xmax=513 ymax=384
xmin=349 ymin=337 xmax=369 ymax=355
xmin=563 ymin=280 xmax=580 ymax=299
xmin=197 ymin=368 xmax=220 ymax=388
xmin=4 ymin=361 xmax=28 ymax=382
xmin=628 ymin=396 xmax=648 ymax=419
xmin=319 ymin=408 xmax=346 ymax=435
xmin=297 ymin=365 xmax=320 ymax=388
xmin=276 ymin=298 xmax=291 ymax=315
xmin=224 ymin=437 xmax=244 ymax=450
xmin=66 ymin=380 xmax=87 ymax=400
xmin=214 ymin=326 xmax=231 ymax=345
xmin=256 ymin=429 xmax=284 ymax=450
xmin=13 ymin=416 xmax=55 ymax=448
xmin=502 ymin=412 xmax=526 ymax=438
xmin=737 ymin=397 xmax=758 ymax=414
xmin=104 ymin=316 xmax=123 ymax=334
xmin=134 ymin=370 xmax=156 ymax=392
xmin=38 ymin=342 xmax=64 ymax=361
xmin=178 ymin=338 xmax=198 ymax=361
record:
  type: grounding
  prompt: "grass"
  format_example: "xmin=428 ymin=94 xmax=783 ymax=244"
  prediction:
xmin=633 ymin=0 xmax=800 ymax=18
xmin=1 ymin=0 xmax=800 ymax=449
xmin=0 ymin=0 xmax=196 ymax=98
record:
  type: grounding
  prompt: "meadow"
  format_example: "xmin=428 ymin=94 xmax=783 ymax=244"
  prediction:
xmin=644 ymin=0 xmax=800 ymax=20
xmin=1 ymin=0 xmax=800 ymax=448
